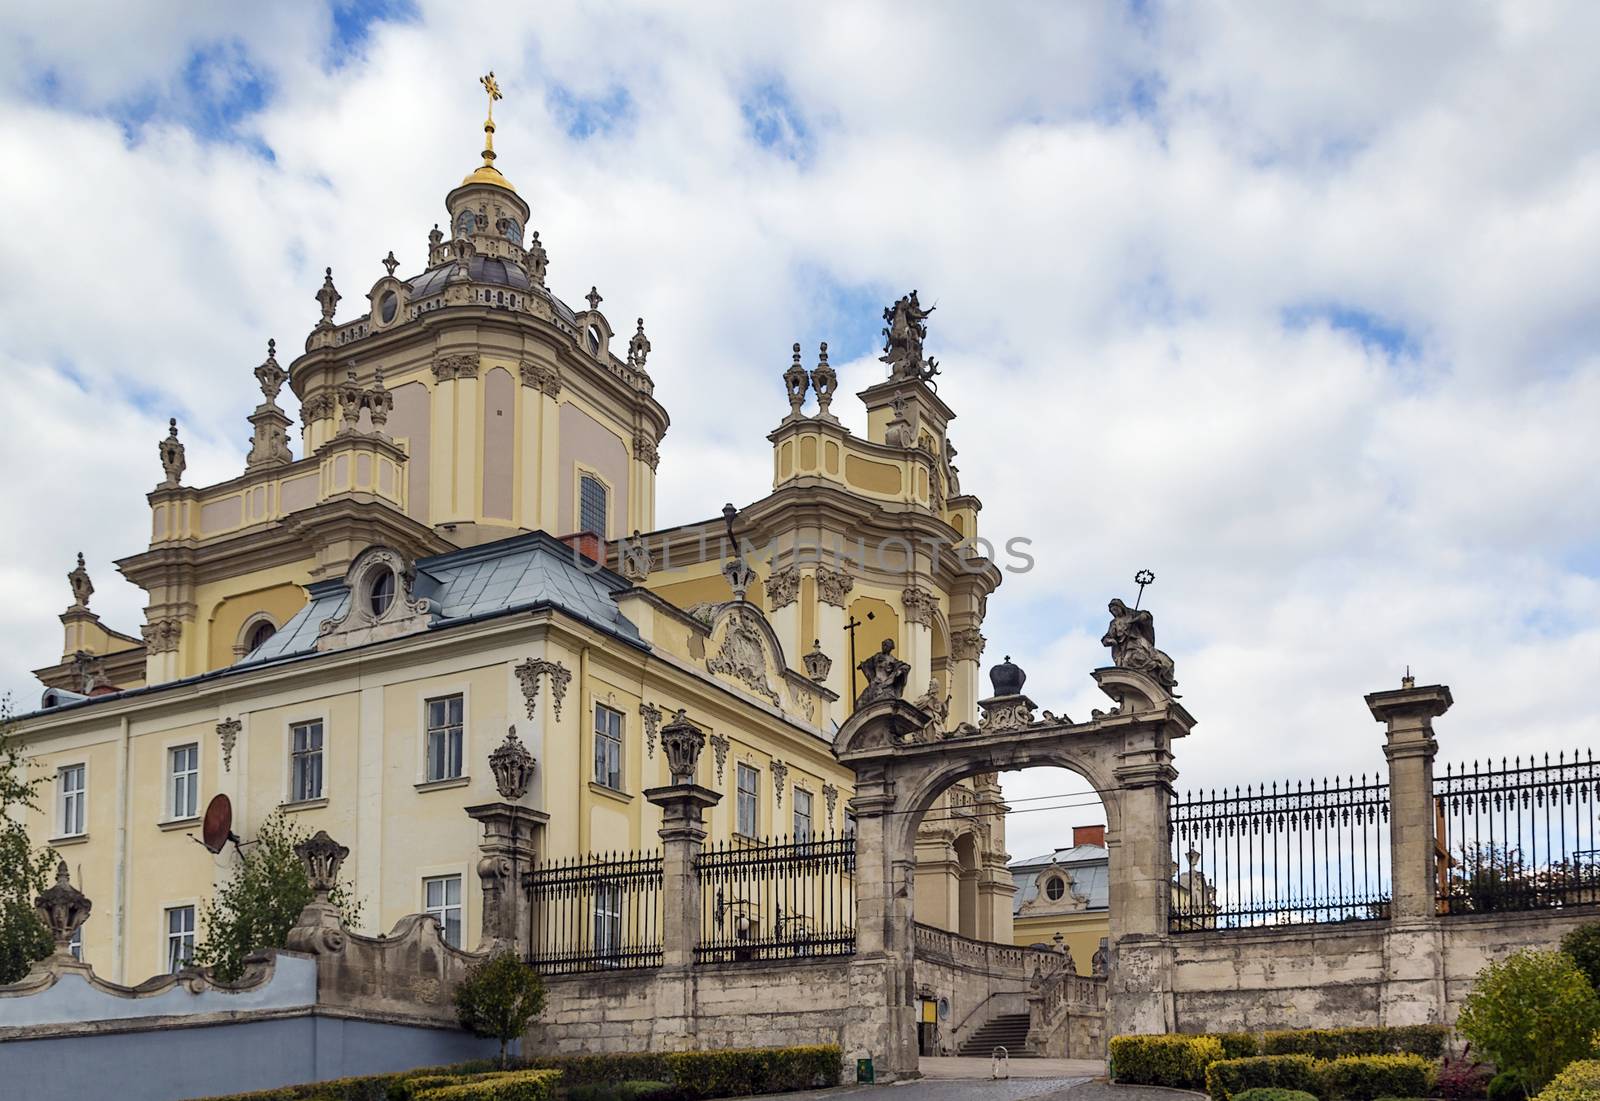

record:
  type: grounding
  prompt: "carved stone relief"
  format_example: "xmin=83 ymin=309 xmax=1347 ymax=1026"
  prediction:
xmin=432 ymin=353 xmax=481 ymax=382
xmin=901 ymin=585 xmax=937 ymax=627
xmin=950 ymin=627 xmax=986 ymax=663
xmin=217 ymin=718 xmax=241 ymax=773
xmin=514 ymin=657 xmax=573 ymax=722
xmin=640 ymin=702 xmax=662 ymax=758
xmin=815 ymin=565 xmax=854 ymax=608
xmin=764 ymin=566 xmax=799 ymax=609
xmin=706 ymin=604 xmax=780 ymax=707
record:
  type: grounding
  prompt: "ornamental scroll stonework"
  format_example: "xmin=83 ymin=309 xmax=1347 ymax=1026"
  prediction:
xmin=901 ymin=585 xmax=937 ymax=627
xmin=520 ymin=361 xmax=562 ymax=397
xmin=640 ymin=702 xmax=662 ymax=758
xmin=432 ymin=353 xmax=481 ymax=382
xmin=950 ymin=628 xmax=986 ymax=663
xmin=771 ymin=759 xmax=789 ymax=807
xmin=706 ymin=605 xmax=781 ymax=707
xmin=764 ymin=566 xmax=799 ymax=609
xmin=814 ymin=565 xmax=854 ymax=608
xmin=709 ymin=732 xmax=730 ymax=786
xmin=141 ymin=619 xmax=182 ymax=654
xmin=217 ymin=718 xmax=241 ymax=773
xmin=515 ymin=657 xmax=573 ymax=722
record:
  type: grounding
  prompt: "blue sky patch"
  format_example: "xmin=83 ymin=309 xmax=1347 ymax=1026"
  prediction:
xmin=330 ymin=0 xmax=418 ymax=55
xmin=546 ymin=83 xmax=634 ymax=140
xmin=741 ymin=80 xmax=813 ymax=164
xmin=1283 ymin=303 xmax=1417 ymax=358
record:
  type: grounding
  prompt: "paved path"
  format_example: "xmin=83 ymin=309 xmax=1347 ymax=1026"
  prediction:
xmin=719 ymin=1058 xmax=1202 ymax=1101
xmin=918 ymin=1056 xmax=1105 ymax=1079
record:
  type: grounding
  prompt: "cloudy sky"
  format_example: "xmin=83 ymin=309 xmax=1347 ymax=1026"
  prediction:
xmin=2 ymin=1 xmax=1597 ymax=861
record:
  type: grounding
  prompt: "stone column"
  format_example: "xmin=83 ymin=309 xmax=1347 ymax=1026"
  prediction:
xmin=643 ymin=712 xmax=722 ymax=970
xmin=1368 ymin=679 xmax=1452 ymax=920
xmin=465 ymin=803 xmax=547 ymax=956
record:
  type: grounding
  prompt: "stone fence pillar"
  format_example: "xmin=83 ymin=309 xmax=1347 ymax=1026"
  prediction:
xmin=644 ymin=711 xmax=722 ymax=970
xmin=465 ymin=803 xmax=547 ymax=956
xmin=1367 ymin=678 xmax=1453 ymax=922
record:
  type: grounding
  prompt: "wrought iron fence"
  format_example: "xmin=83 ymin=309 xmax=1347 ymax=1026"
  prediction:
xmin=526 ymin=850 xmax=663 ymax=974
xmin=1436 ymin=751 xmax=1600 ymax=913
xmin=696 ymin=834 xmax=855 ymax=963
xmin=1170 ymin=776 xmax=1391 ymax=931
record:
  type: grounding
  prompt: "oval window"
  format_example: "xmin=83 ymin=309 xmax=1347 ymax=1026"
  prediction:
xmin=380 ymin=290 xmax=397 ymax=323
xmin=1044 ymin=876 xmax=1066 ymax=901
xmin=368 ymin=568 xmax=396 ymax=617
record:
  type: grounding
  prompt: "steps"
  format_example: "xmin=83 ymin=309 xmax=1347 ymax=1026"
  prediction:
xmin=957 ymin=1012 xmax=1035 ymax=1057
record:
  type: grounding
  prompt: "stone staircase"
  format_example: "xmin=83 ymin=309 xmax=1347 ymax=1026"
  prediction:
xmin=957 ymin=1012 xmax=1035 ymax=1057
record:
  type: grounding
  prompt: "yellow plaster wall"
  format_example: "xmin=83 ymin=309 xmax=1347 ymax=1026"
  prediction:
xmin=1013 ymin=910 xmax=1109 ymax=976
xmin=847 ymin=596 xmax=899 ymax=702
xmin=204 ymin=581 xmax=310 ymax=670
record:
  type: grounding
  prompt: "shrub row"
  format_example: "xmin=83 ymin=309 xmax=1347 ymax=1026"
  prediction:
xmin=1204 ymin=1053 xmax=1436 ymax=1101
xmin=1232 ymin=1091 xmax=1318 ymax=1101
xmin=1258 ymin=1026 xmax=1447 ymax=1060
xmin=1108 ymin=1035 xmax=1227 ymax=1090
xmin=1535 ymin=1060 xmax=1600 ymax=1101
xmin=661 ymin=1045 xmax=842 ymax=1098
xmin=413 ymin=1071 xmax=562 ymax=1101
xmin=1111 ymin=1025 xmax=1449 ymax=1093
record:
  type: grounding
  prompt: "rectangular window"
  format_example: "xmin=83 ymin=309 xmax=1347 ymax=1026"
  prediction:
xmin=594 ymin=882 xmax=621 ymax=961
xmin=169 ymin=744 xmax=199 ymax=820
xmin=793 ymin=788 xmax=814 ymax=840
xmin=58 ymin=764 xmax=86 ymax=837
xmin=579 ymin=474 xmax=608 ymax=536
xmin=424 ymin=875 xmax=462 ymax=948
xmin=68 ymin=925 xmax=83 ymax=962
xmin=165 ymin=905 xmax=195 ymax=973
xmin=736 ymin=763 xmax=759 ymax=837
xmin=426 ymin=695 xmax=464 ymax=782
xmin=593 ymin=704 xmax=623 ymax=790
xmin=290 ymin=720 xmax=324 ymax=802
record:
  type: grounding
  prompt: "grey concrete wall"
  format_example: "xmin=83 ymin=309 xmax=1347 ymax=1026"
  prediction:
xmin=0 ymin=1011 xmax=499 ymax=1101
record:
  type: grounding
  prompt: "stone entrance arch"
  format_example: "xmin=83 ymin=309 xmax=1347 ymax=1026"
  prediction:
xmin=834 ymin=664 xmax=1194 ymax=1076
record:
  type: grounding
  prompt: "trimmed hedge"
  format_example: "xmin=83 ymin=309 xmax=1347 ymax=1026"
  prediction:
xmin=1317 ymin=1055 xmax=1435 ymax=1101
xmin=1213 ymin=1032 xmax=1260 ymax=1059
xmin=567 ymin=1083 xmax=674 ymax=1101
xmin=1259 ymin=1026 xmax=1448 ymax=1060
xmin=662 ymin=1045 xmax=841 ymax=1099
xmin=1206 ymin=1055 xmax=1322 ymax=1101
xmin=1110 ymin=1035 xmax=1227 ymax=1090
xmin=1233 ymin=1091 xmax=1317 ymax=1101
xmin=521 ymin=1053 xmax=671 ymax=1086
xmin=413 ymin=1070 xmax=562 ymax=1101
xmin=1535 ymin=1060 xmax=1600 ymax=1101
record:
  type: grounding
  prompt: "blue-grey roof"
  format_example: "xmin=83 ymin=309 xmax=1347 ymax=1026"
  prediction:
xmin=239 ymin=531 xmax=639 ymax=666
xmin=405 ymin=261 xmax=580 ymax=324
xmin=1010 ymin=843 xmax=1110 ymax=913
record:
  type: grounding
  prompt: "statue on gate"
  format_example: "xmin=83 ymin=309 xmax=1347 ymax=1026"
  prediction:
xmin=905 ymin=678 xmax=951 ymax=742
xmin=857 ymin=639 xmax=911 ymax=707
xmin=1101 ymin=598 xmax=1178 ymax=691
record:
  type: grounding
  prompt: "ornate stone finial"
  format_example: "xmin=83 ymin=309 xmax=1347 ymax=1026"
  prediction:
xmin=368 ymin=366 xmax=393 ymax=432
xmin=802 ymin=639 xmax=832 ymax=683
xmin=478 ymin=70 xmax=503 ymax=168
xmin=526 ymin=231 xmax=549 ymax=285
xmin=253 ymin=338 xmax=288 ymax=405
xmin=295 ymin=830 xmax=349 ymax=899
xmin=990 ymin=655 xmax=1026 ymax=696
xmin=810 ymin=342 xmax=837 ymax=417
xmin=316 ymin=267 xmax=340 ymax=326
xmin=488 ymin=726 xmax=536 ymax=800
xmin=158 ymin=418 xmax=186 ymax=487
xmin=1101 ymin=598 xmax=1178 ymax=690
xmin=627 ymin=318 xmax=652 ymax=371
xmin=337 ymin=366 xmax=363 ymax=433
xmin=722 ymin=555 xmax=757 ymax=602
xmin=659 ymin=708 xmax=706 ymax=784
xmin=880 ymin=289 xmax=940 ymax=383
xmin=585 ymin=285 xmax=603 ymax=312
xmin=620 ymin=530 xmax=654 ymax=582
xmin=382 ymin=250 xmax=399 ymax=277
xmin=68 ymin=552 xmax=93 ymax=609
xmin=783 ymin=342 xmax=809 ymax=416
xmin=35 ymin=860 xmax=91 ymax=955
xmin=856 ymin=639 xmax=911 ymax=708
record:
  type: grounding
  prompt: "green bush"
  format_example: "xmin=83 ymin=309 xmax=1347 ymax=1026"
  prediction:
xmin=1458 ymin=948 xmax=1600 ymax=1094
xmin=1212 ymin=1033 xmax=1261 ymax=1059
xmin=453 ymin=951 xmax=546 ymax=1069
xmin=1561 ymin=923 xmax=1600 ymax=995
xmin=1535 ymin=1060 xmax=1600 ymax=1101
xmin=413 ymin=1069 xmax=562 ymax=1101
xmin=662 ymin=1045 xmax=841 ymax=1099
xmin=1206 ymin=1055 xmax=1322 ymax=1101
xmin=1317 ymin=1054 xmax=1435 ymax=1101
xmin=566 ymin=1082 xmax=675 ymax=1101
xmin=184 ymin=1072 xmax=413 ymax=1100
xmin=520 ymin=1054 xmax=671 ymax=1086
xmin=1487 ymin=1070 xmax=1531 ymax=1101
xmin=1109 ymin=1034 xmax=1227 ymax=1089
xmin=1260 ymin=1026 xmax=1448 ymax=1060
xmin=1233 ymin=1091 xmax=1318 ymax=1101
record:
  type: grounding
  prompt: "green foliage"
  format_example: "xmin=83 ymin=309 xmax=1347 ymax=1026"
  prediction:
xmin=1212 ymin=1032 xmax=1261 ymax=1059
xmin=1534 ymin=1060 xmax=1600 ymax=1101
xmin=1110 ymin=1035 xmax=1228 ymax=1089
xmin=191 ymin=809 xmax=362 ymax=982
xmin=520 ymin=1054 xmax=670 ymax=1086
xmin=1560 ymin=923 xmax=1600 ymax=995
xmin=1205 ymin=1055 xmax=1322 ymax=1101
xmin=413 ymin=1070 xmax=562 ymax=1101
xmin=661 ymin=1045 xmax=841 ymax=1099
xmin=0 ymin=697 xmax=57 ymax=984
xmin=1260 ymin=1026 xmax=1448 ymax=1060
xmin=453 ymin=951 xmax=546 ymax=1068
xmin=1233 ymin=1091 xmax=1318 ymax=1101
xmin=566 ymin=1082 xmax=675 ymax=1101
xmin=1458 ymin=948 xmax=1600 ymax=1094
xmin=1317 ymin=1054 xmax=1435 ymax=1101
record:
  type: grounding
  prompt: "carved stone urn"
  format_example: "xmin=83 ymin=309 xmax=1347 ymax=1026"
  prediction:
xmin=35 ymin=860 xmax=91 ymax=956
xmin=659 ymin=709 xmax=706 ymax=784
xmin=489 ymin=725 xmax=536 ymax=800
xmin=295 ymin=830 xmax=349 ymax=898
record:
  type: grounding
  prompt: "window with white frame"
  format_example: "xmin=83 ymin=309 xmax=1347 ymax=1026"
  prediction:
xmin=424 ymin=875 xmax=462 ymax=947
xmin=425 ymin=695 xmax=464 ymax=782
xmin=793 ymin=788 xmax=814 ymax=840
xmin=594 ymin=882 xmax=621 ymax=961
xmin=579 ymin=474 xmax=608 ymax=536
xmin=168 ymin=744 xmax=199 ymax=820
xmin=165 ymin=905 xmax=195 ymax=973
xmin=58 ymin=764 xmax=85 ymax=837
xmin=290 ymin=720 xmax=324 ymax=802
xmin=736 ymin=763 xmax=759 ymax=837
xmin=593 ymin=704 xmax=623 ymax=791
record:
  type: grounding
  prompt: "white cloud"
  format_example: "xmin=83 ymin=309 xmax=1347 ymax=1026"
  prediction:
xmin=0 ymin=2 xmax=1596 ymax=866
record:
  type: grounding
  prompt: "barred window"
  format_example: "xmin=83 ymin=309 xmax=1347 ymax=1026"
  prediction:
xmin=594 ymin=705 xmax=623 ymax=791
xmin=290 ymin=720 xmax=324 ymax=802
xmin=793 ymin=788 xmax=814 ymax=840
xmin=736 ymin=764 xmax=759 ymax=837
xmin=579 ymin=474 xmax=608 ymax=536
xmin=594 ymin=883 xmax=622 ymax=960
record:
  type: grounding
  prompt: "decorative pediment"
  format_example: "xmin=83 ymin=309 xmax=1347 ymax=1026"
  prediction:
xmin=315 ymin=545 xmax=439 ymax=651
xmin=704 ymin=601 xmax=783 ymax=708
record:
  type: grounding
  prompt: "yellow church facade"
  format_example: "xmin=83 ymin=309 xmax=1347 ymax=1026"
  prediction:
xmin=16 ymin=86 xmax=1015 ymax=983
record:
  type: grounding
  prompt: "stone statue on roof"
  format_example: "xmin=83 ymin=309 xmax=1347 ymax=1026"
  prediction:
xmin=880 ymin=290 xmax=940 ymax=383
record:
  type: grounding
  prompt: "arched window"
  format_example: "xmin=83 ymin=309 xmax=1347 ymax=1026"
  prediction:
xmin=579 ymin=475 xmax=608 ymax=536
xmin=367 ymin=568 xmax=396 ymax=617
xmin=246 ymin=620 xmax=277 ymax=652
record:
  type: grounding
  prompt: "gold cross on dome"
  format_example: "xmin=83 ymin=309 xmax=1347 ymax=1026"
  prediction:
xmin=480 ymin=71 xmax=502 ymax=116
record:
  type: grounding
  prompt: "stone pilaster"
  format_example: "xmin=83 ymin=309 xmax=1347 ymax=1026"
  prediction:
xmin=644 ymin=780 xmax=721 ymax=970
xmin=464 ymin=803 xmax=548 ymax=956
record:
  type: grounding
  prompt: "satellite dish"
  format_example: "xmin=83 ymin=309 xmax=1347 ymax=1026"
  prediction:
xmin=201 ymin=794 xmax=241 ymax=855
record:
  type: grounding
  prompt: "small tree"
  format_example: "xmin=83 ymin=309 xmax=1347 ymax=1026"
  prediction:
xmin=454 ymin=950 xmax=546 ymax=1067
xmin=0 ymin=697 xmax=56 ymax=984
xmin=1457 ymin=948 xmax=1600 ymax=1095
xmin=192 ymin=810 xmax=361 ymax=981
xmin=1562 ymin=921 xmax=1600 ymax=994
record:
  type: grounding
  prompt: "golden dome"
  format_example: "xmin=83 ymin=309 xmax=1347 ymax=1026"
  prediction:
xmin=461 ymin=162 xmax=516 ymax=191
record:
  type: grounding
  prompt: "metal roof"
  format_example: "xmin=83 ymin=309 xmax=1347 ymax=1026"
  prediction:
xmin=1009 ymin=843 xmax=1110 ymax=914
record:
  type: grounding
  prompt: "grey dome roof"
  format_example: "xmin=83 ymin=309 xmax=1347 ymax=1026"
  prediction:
xmin=405 ymin=260 xmax=581 ymax=325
